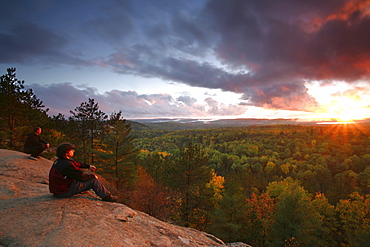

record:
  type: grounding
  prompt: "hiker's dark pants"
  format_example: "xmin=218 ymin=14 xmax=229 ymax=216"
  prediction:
xmin=24 ymin=144 xmax=46 ymax=157
xmin=54 ymin=177 xmax=110 ymax=199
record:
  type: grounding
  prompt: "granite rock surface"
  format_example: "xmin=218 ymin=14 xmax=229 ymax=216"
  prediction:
xmin=0 ymin=149 xmax=227 ymax=247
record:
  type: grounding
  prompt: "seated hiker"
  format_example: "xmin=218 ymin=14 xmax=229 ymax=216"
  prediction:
xmin=24 ymin=127 xmax=50 ymax=160
xmin=49 ymin=142 xmax=118 ymax=202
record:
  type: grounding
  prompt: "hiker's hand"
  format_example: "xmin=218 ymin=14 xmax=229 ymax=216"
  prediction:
xmin=90 ymin=165 xmax=97 ymax=172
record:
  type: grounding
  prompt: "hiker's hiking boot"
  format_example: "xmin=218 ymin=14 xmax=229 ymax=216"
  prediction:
xmin=28 ymin=155 xmax=37 ymax=161
xmin=102 ymin=194 xmax=118 ymax=202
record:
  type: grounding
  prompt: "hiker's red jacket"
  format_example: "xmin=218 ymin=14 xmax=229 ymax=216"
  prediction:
xmin=49 ymin=158 xmax=95 ymax=195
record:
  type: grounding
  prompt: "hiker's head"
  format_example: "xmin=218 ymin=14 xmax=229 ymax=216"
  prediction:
xmin=56 ymin=142 xmax=75 ymax=159
xmin=33 ymin=127 xmax=42 ymax=135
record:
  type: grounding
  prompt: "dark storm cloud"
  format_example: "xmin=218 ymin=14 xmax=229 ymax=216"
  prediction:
xmin=201 ymin=0 xmax=370 ymax=109
xmin=86 ymin=1 xmax=134 ymax=45
xmin=244 ymin=83 xmax=319 ymax=111
xmin=305 ymin=13 xmax=370 ymax=81
xmin=0 ymin=22 xmax=91 ymax=65
xmin=105 ymin=51 xmax=246 ymax=90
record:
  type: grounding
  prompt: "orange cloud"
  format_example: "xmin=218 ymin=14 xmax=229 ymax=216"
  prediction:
xmin=305 ymin=0 xmax=370 ymax=32
xmin=326 ymin=0 xmax=370 ymax=22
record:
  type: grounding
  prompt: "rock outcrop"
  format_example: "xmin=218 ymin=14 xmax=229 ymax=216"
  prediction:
xmin=0 ymin=149 xmax=227 ymax=247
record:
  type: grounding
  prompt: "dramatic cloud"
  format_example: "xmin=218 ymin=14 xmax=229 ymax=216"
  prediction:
xmin=0 ymin=22 xmax=91 ymax=65
xmin=97 ymin=0 xmax=370 ymax=111
xmin=1 ymin=0 xmax=369 ymax=118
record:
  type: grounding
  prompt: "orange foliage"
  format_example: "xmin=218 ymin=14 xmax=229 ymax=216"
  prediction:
xmin=130 ymin=166 xmax=173 ymax=220
xmin=247 ymin=193 xmax=275 ymax=221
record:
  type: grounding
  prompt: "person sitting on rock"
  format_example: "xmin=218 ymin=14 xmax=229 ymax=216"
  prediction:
xmin=49 ymin=142 xmax=118 ymax=202
xmin=24 ymin=127 xmax=50 ymax=160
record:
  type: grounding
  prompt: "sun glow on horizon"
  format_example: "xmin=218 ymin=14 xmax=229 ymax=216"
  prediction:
xmin=306 ymin=80 xmax=370 ymax=122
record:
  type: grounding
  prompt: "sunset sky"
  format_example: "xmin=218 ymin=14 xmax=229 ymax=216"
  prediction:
xmin=1 ymin=0 xmax=369 ymax=121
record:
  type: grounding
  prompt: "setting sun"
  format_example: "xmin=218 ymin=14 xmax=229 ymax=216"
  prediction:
xmin=325 ymin=98 xmax=370 ymax=122
xmin=335 ymin=108 xmax=369 ymax=122
xmin=306 ymin=81 xmax=370 ymax=122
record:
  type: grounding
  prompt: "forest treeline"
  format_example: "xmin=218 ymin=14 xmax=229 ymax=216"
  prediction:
xmin=1 ymin=68 xmax=370 ymax=246
xmin=134 ymin=124 xmax=370 ymax=246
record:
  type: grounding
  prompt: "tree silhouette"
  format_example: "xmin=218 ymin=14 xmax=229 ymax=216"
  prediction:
xmin=94 ymin=111 xmax=137 ymax=190
xmin=170 ymin=142 xmax=213 ymax=228
xmin=0 ymin=68 xmax=49 ymax=149
xmin=69 ymin=98 xmax=107 ymax=163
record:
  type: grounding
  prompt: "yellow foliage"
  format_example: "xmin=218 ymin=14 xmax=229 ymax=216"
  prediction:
xmin=280 ymin=163 xmax=290 ymax=174
xmin=157 ymin=151 xmax=172 ymax=157
xmin=206 ymin=172 xmax=225 ymax=200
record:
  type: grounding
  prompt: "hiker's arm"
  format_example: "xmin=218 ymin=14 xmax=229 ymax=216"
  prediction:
xmin=61 ymin=164 xmax=95 ymax=181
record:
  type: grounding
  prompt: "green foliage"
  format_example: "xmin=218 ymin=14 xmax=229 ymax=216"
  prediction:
xmin=311 ymin=193 xmax=338 ymax=245
xmin=0 ymin=68 xmax=50 ymax=150
xmin=335 ymin=192 xmax=370 ymax=246
xmin=137 ymin=151 xmax=174 ymax=186
xmin=94 ymin=111 xmax=138 ymax=191
xmin=170 ymin=142 xmax=214 ymax=229
xmin=267 ymin=178 xmax=327 ymax=246
xmin=69 ymin=98 xmax=107 ymax=163
xmin=135 ymin=121 xmax=370 ymax=245
xmin=135 ymin=124 xmax=370 ymax=202
xmin=49 ymin=114 xmax=71 ymax=145
xmin=207 ymin=186 xmax=248 ymax=242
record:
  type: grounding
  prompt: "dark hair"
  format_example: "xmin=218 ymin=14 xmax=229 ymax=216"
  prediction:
xmin=56 ymin=143 xmax=75 ymax=159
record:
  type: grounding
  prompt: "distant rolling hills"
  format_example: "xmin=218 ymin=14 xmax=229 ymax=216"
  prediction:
xmin=128 ymin=118 xmax=370 ymax=131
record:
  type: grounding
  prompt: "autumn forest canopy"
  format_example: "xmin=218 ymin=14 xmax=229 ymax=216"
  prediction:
xmin=1 ymin=68 xmax=370 ymax=246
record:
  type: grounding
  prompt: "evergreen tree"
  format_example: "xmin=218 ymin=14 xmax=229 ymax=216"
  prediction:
xmin=170 ymin=142 xmax=213 ymax=228
xmin=137 ymin=151 xmax=174 ymax=186
xmin=94 ymin=111 xmax=137 ymax=190
xmin=0 ymin=68 xmax=49 ymax=149
xmin=50 ymin=113 xmax=70 ymax=145
xmin=69 ymin=98 xmax=107 ymax=163
xmin=207 ymin=176 xmax=248 ymax=243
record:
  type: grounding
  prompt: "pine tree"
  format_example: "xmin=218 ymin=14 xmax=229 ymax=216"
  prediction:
xmin=69 ymin=98 xmax=107 ymax=163
xmin=0 ymin=68 xmax=49 ymax=149
xmin=170 ymin=142 xmax=214 ymax=228
xmin=207 ymin=177 xmax=248 ymax=243
xmin=94 ymin=111 xmax=137 ymax=191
